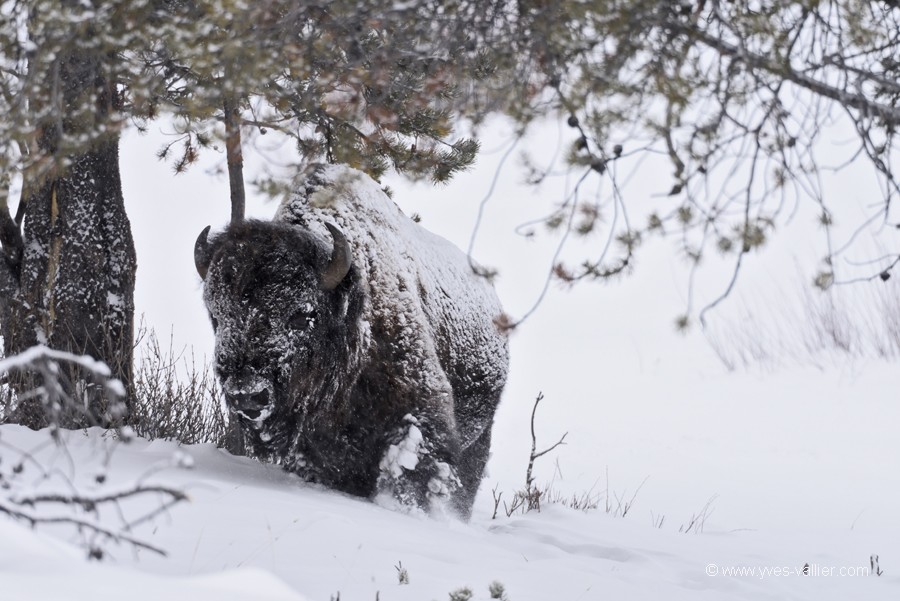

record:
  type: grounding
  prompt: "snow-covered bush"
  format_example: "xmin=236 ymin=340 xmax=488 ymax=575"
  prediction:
xmin=129 ymin=327 xmax=228 ymax=447
xmin=0 ymin=346 xmax=187 ymax=559
xmin=448 ymin=587 xmax=474 ymax=601
xmin=0 ymin=345 xmax=127 ymax=428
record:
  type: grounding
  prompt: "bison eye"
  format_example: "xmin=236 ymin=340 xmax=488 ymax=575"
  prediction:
xmin=288 ymin=307 xmax=316 ymax=330
xmin=210 ymin=316 xmax=219 ymax=332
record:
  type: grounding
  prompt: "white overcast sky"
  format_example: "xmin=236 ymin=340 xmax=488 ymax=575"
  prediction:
xmin=121 ymin=113 xmax=883 ymax=373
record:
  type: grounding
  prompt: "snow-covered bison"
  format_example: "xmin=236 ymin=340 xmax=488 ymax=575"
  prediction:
xmin=194 ymin=164 xmax=508 ymax=518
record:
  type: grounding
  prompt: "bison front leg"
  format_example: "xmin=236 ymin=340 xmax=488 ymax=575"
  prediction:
xmin=375 ymin=413 xmax=462 ymax=516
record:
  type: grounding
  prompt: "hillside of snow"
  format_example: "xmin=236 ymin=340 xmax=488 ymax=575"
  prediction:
xmin=2 ymin=374 xmax=898 ymax=601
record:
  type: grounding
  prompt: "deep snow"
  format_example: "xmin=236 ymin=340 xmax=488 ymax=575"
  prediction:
xmin=1 ymin=400 xmax=897 ymax=601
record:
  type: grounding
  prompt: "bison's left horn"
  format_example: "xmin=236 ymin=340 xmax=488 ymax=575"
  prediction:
xmin=321 ymin=222 xmax=351 ymax=290
xmin=194 ymin=225 xmax=213 ymax=280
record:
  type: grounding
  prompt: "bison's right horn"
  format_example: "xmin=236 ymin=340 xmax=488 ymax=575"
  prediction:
xmin=321 ymin=222 xmax=351 ymax=290
xmin=194 ymin=225 xmax=213 ymax=280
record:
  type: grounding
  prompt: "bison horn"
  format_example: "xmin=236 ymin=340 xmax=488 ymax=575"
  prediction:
xmin=321 ymin=222 xmax=351 ymax=290
xmin=194 ymin=225 xmax=213 ymax=280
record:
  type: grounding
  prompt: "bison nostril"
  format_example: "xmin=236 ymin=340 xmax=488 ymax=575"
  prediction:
xmin=249 ymin=389 xmax=269 ymax=407
xmin=224 ymin=391 xmax=246 ymax=408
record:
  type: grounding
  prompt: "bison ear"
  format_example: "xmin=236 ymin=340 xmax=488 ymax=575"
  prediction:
xmin=321 ymin=222 xmax=352 ymax=290
xmin=194 ymin=225 xmax=214 ymax=280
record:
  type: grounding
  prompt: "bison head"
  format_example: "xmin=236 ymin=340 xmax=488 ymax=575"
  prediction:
xmin=195 ymin=220 xmax=364 ymax=450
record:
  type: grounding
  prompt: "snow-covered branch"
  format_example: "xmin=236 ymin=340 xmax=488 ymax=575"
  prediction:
xmin=0 ymin=345 xmax=189 ymax=559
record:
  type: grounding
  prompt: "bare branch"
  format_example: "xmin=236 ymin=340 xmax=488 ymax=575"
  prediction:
xmin=14 ymin=484 xmax=188 ymax=509
xmin=665 ymin=19 xmax=900 ymax=127
xmin=525 ymin=392 xmax=567 ymax=491
xmin=0 ymin=499 xmax=170 ymax=557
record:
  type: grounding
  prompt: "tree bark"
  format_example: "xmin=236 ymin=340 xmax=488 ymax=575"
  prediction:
xmin=223 ymin=94 xmax=246 ymax=223
xmin=1 ymin=21 xmax=136 ymax=428
xmin=4 ymin=144 xmax=136 ymax=428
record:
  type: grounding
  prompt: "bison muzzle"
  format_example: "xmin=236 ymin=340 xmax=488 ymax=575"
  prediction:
xmin=194 ymin=164 xmax=509 ymax=519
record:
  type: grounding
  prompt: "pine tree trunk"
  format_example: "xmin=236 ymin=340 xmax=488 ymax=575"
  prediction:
xmin=0 ymin=22 xmax=136 ymax=428
xmin=3 ymin=145 xmax=136 ymax=428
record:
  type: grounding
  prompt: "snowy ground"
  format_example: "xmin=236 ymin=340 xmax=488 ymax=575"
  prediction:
xmin=1 ymin=377 xmax=897 ymax=601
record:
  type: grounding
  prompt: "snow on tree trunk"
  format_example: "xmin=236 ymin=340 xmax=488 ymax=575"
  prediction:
xmin=0 ymin=27 xmax=136 ymax=428
xmin=3 ymin=143 xmax=136 ymax=428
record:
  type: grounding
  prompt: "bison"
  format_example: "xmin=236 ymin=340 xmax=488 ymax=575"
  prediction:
xmin=194 ymin=164 xmax=509 ymax=518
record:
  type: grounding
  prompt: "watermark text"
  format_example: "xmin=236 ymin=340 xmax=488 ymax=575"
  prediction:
xmin=705 ymin=563 xmax=870 ymax=579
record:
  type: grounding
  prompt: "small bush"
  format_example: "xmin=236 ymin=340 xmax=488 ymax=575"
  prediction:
xmin=448 ymin=587 xmax=473 ymax=601
xmin=395 ymin=561 xmax=409 ymax=584
xmin=129 ymin=327 xmax=228 ymax=446
xmin=488 ymin=581 xmax=509 ymax=600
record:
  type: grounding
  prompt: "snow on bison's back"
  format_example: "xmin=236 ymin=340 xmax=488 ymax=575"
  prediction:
xmin=194 ymin=164 xmax=508 ymax=519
